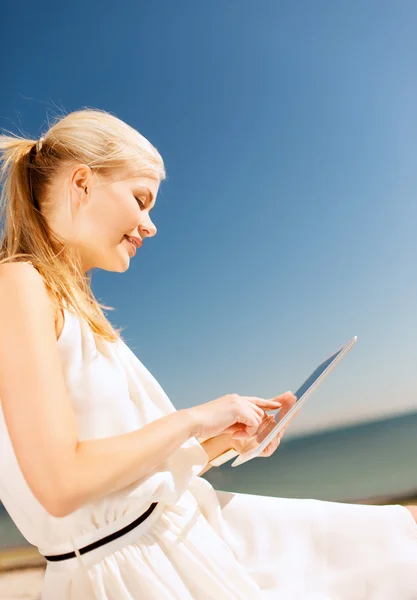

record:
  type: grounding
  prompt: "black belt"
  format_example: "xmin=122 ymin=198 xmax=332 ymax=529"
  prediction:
xmin=43 ymin=502 xmax=159 ymax=562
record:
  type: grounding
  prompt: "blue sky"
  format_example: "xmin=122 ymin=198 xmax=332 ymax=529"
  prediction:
xmin=1 ymin=0 xmax=417 ymax=436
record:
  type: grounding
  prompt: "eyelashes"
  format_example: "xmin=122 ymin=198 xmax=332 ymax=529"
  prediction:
xmin=135 ymin=197 xmax=146 ymax=210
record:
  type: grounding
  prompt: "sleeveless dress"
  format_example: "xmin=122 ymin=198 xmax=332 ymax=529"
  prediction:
xmin=2 ymin=292 xmax=417 ymax=599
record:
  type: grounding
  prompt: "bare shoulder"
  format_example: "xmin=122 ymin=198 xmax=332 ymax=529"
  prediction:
xmin=0 ymin=262 xmax=60 ymax=339
xmin=0 ymin=260 xmax=48 ymax=292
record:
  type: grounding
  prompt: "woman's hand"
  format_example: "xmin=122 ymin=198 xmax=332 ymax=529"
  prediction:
xmin=186 ymin=394 xmax=284 ymax=441
xmin=231 ymin=391 xmax=297 ymax=458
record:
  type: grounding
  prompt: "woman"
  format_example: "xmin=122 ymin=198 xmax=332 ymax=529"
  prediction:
xmin=0 ymin=108 xmax=417 ymax=600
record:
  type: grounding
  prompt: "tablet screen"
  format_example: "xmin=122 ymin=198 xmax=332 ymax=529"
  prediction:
xmin=231 ymin=336 xmax=357 ymax=466
xmin=293 ymin=349 xmax=342 ymax=401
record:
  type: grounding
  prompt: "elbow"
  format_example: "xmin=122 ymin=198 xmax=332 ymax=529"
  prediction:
xmin=41 ymin=459 xmax=84 ymax=518
xmin=27 ymin=482 xmax=76 ymax=518
xmin=23 ymin=453 xmax=83 ymax=518
xmin=37 ymin=478 xmax=81 ymax=518
xmin=42 ymin=493 xmax=77 ymax=518
xmin=45 ymin=500 xmax=74 ymax=518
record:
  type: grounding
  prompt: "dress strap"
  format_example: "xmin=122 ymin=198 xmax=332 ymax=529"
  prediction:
xmin=69 ymin=532 xmax=99 ymax=599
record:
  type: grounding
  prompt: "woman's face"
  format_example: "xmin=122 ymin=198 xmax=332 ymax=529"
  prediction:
xmin=53 ymin=165 xmax=159 ymax=273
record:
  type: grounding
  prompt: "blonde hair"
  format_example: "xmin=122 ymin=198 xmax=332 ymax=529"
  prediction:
xmin=0 ymin=108 xmax=166 ymax=343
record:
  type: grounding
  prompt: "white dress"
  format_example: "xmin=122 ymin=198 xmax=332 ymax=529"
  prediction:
xmin=1 ymin=300 xmax=417 ymax=599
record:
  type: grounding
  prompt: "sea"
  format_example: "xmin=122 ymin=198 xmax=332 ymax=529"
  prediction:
xmin=1 ymin=411 xmax=417 ymax=549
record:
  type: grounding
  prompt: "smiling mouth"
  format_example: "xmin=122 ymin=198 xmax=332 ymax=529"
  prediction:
xmin=123 ymin=237 xmax=137 ymax=255
xmin=123 ymin=234 xmax=142 ymax=248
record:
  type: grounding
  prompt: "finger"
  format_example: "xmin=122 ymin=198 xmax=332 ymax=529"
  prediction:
xmin=237 ymin=410 xmax=263 ymax=431
xmin=234 ymin=398 xmax=265 ymax=422
xmin=262 ymin=426 xmax=283 ymax=452
xmin=233 ymin=412 xmax=273 ymax=439
xmin=232 ymin=428 xmax=252 ymax=438
xmin=264 ymin=413 xmax=277 ymax=429
xmin=260 ymin=443 xmax=273 ymax=456
xmin=245 ymin=421 xmax=262 ymax=436
xmin=271 ymin=433 xmax=282 ymax=448
xmin=249 ymin=397 xmax=283 ymax=410
xmin=278 ymin=391 xmax=297 ymax=405
xmin=234 ymin=407 xmax=261 ymax=425
xmin=280 ymin=423 xmax=290 ymax=435
xmin=223 ymin=423 xmax=249 ymax=434
xmin=276 ymin=391 xmax=297 ymax=402
xmin=277 ymin=396 xmax=297 ymax=421
xmin=249 ymin=414 xmax=275 ymax=441
xmin=260 ymin=437 xmax=281 ymax=457
xmin=248 ymin=403 xmax=266 ymax=421
xmin=257 ymin=430 xmax=275 ymax=456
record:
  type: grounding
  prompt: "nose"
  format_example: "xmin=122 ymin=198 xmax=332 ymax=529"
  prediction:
xmin=138 ymin=214 xmax=157 ymax=239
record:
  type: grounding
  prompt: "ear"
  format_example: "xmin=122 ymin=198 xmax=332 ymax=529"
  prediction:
xmin=69 ymin=164 xmax=92 ymax=197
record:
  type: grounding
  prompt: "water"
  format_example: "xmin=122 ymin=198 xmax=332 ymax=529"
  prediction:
xmin=1 ymin=412 xmax=417 ymax=549
xmin=205 ymin=411 xmax=417 ymax=501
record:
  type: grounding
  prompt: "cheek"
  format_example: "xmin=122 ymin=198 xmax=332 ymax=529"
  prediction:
xmin=91 ymin=199 xmax=126 ymax=243
xmin=111 ymin=195 xmax=139 ymax=232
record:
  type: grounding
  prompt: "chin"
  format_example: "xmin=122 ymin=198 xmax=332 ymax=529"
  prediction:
xmin=108 ymin=257 xmax=131 ymax=273
xmin=105 ymin=263 xmax=130 ymax=273
xmin=92 ymin=249 xmax=132 ymax=273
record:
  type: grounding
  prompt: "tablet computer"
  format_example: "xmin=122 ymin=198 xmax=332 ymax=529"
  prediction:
xmin=231 ymin=335 xmax=357 ymax=467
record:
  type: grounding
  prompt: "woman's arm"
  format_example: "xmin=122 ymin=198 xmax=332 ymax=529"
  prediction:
xmin=70 ymin=410 xmax=198 ymax=511
xmin=0 ymin=265 xmax=200 ymax=518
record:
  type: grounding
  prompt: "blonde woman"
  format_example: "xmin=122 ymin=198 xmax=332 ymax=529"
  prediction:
xmin=0 ymin=109 xmax=417 ymax=600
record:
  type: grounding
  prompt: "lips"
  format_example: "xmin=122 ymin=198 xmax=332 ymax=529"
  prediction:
xmin=124 ymin=237 xmax=137 ymax=256
xmin=123 ymin=235 xmax=142 ymax=248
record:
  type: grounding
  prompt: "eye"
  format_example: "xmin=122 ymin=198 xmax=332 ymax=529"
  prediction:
xmin=135 ymin=197 xmax=146 ymax=210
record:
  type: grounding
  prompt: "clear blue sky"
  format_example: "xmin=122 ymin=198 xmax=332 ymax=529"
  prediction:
xmin=1 ymin=0 xmax=417 ymax=436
